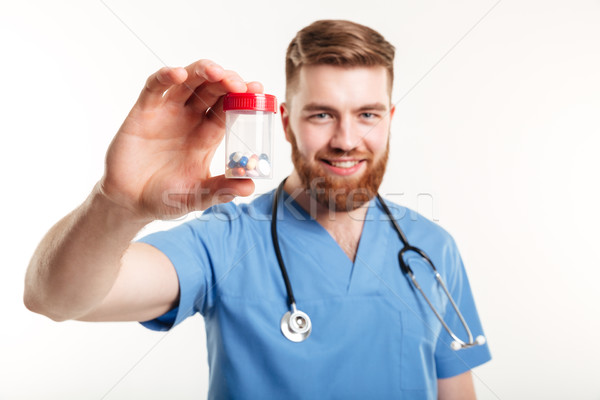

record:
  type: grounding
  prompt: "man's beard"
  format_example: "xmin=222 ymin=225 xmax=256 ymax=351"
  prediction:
xmin=288 ymin=128 xmax=389 ymax=212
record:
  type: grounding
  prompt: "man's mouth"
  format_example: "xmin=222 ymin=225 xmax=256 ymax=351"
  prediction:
xmin=320 ymin=158 xmax=367 ymax=176
xmin=325 ymin=160 xmax=361 ymax=168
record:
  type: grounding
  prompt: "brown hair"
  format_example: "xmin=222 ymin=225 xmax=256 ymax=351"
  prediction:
xmin=285 ymin=19 xmax=395 ymax=102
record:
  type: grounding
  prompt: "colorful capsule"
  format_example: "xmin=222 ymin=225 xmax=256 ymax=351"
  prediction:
xmin=230 ymin=152 xmax=243 ymax=162
xmin=232 ymin=167 xmax=246 ymax=177
xmin=228 ymin=151 xmax=271 ymax=178
xmin=259 ymin=153 xmax=269 ymax=162
xmin=257 ymin=159 xmax=271 ymax=176
xmin=246 ymin=157 xmax=257 ymax=170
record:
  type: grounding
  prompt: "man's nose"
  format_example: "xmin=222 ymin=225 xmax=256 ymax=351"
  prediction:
xmin=330 ymin=118 xmax=359 ymax=152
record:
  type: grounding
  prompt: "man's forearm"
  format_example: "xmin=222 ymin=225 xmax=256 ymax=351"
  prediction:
xmin=437 ymin=371 xmax=476 ymax=400
xmin=24 ymin=183 xmax=150 ymax=321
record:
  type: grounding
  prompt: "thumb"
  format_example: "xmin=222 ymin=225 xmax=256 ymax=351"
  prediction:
xmin=195 ymin=175 xmax=256 ymax=209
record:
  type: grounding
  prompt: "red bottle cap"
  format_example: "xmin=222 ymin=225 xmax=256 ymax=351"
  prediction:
xmin=223 ymin=93 xmax=277 ymax=113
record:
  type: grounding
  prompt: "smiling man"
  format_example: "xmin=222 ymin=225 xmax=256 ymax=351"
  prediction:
xmin=282 ymin=60 xmax=394 ymax=260
xmin=284 ymin=65 xmax=392 ymax=213
xmin=25 ymin=20 xmax=491 ymax=399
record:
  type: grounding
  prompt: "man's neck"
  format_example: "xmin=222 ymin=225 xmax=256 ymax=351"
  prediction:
xmin=283 ymin=172 xmax=369 ymax=261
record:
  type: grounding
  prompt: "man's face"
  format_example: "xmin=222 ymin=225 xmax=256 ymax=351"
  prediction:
xmin=281 ymin=65 xmax=395 ymax=211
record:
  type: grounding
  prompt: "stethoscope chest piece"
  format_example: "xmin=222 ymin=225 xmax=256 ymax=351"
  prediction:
xmin=271 ymin=181 xmax=485 ymax=350
xmin=280 ymin=306 xmax=312 ymax=343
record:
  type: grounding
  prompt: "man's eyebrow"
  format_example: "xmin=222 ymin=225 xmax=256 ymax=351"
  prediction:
xmin=301 ymin=103 xmax=337 ymax=113
xmin=301 ymin=103 xmax=389 ymax=112
xmin=355 ymin=103 xmax=388 ymax=112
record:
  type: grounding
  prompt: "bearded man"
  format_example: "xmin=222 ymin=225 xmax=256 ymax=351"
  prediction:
xmin=25 ymin=19 xmax=491 ymax=399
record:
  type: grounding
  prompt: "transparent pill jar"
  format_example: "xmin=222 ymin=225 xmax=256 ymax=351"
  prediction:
xmin=223 ymin=93 xmax=277 ymax=179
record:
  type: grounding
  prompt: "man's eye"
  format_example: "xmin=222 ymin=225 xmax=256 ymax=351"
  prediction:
xmin=313 ymin=113 xmax=330 ymax=119
xmin=361 ymin=112 xmax=375 ymax=119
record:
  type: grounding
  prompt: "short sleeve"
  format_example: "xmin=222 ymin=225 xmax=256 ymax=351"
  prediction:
xmin=434 ymin=239 xmax=492 ymax=378
xmin=135 ymin=220 xmax=212 ymax=331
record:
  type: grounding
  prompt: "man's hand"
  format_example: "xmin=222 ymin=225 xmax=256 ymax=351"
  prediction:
xmin=24 ymin=60 xmax=262 ymax=322
xmin=100 ymin=60 xmax=261 ymax=221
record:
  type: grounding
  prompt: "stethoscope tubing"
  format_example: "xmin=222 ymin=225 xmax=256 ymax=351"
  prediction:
xmin=273 ymin=179 xmax=484 ymax=349
xmin=377 ymin=193 xmax=483 ymax=349
xmin=271 ymin=179 xmax=297 ymax=307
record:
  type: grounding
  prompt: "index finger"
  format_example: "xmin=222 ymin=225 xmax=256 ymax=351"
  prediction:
xmin=185 ymin=70 xmax=247 ymax=116
xmin=164 ymin=59 xmax=227 ymax=104
xmin=205 ymin=81 xmax=265 ymax=128
xmin=136 ymin=66 xmax=187 ymax=109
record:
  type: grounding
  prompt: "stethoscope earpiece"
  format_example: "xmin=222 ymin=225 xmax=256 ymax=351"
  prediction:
xmin=451 ymin=335 xmax=486 ymax=351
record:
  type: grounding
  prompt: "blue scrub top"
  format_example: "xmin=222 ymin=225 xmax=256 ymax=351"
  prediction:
xmin=138 ymin=190 xmax=491 ymax=399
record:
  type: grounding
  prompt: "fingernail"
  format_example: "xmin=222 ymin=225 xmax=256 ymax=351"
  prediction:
xmin=203 ymin=64 xmax=223 ymax=76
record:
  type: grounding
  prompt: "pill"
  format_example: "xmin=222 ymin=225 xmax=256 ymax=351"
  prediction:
xmin=257 ymin=159 xmax=271 ymax=176
xmin=225 ymin=168 xmax=234 ymax=178
xmin=246 ymin=157 xmax=257 ymax=170
xmin=231 ymin=152 xmax=243 ymax=162
xmin=245 ymin=169 xmax=259 ymax=177
xmin=232 ymin=167 xmax=246 ymax=177
xmin=259 ymin=153 xmax=269 ymax=162
xmin=239 ymin=156 xmax=248 ymax=167
xmin=228 ymin=159 xmax=238 ymax=169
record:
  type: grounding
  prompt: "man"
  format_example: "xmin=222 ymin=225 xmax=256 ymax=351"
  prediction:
xmin=25 ymin=20 xmax=491 ymax=399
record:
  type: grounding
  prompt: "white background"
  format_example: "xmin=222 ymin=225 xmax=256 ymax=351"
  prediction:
xmin=2 ymin=1 xmax=599 ymax=399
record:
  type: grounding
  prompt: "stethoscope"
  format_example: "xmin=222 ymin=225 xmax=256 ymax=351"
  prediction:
xmin=272 ymin=179 xmax=486 ymax=350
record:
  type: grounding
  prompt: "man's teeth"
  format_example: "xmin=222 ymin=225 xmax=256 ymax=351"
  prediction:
xmin=329 ymin=160 xmax=359 ymax=168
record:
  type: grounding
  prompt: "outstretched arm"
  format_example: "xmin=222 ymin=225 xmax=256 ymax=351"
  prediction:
xmin=24 ymin=60 xmax=262 ymax=322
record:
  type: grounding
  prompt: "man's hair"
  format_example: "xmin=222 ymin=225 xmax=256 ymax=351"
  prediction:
xmin=285 ymin=19 xmax=395 ymax=103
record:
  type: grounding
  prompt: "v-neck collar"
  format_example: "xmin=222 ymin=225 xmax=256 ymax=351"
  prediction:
xmin=277 ymin=189 xmax=387 ymax=295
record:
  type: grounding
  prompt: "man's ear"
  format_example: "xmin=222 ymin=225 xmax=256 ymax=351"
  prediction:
xmin=280 ymin=102 xmax=291 ymax=143
xmin=389 ymin=104 xmax=396 ymax=121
